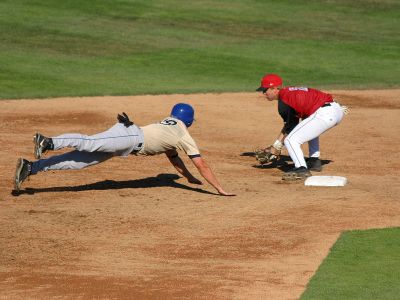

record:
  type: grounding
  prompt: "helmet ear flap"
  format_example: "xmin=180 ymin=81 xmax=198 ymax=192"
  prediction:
xmin=170 ymin=103 xmax=195 ymax=127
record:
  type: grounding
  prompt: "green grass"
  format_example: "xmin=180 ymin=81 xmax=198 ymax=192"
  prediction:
xmin=301 ymin=227 xmax=400 ymax=300
xmin=0 ymin=0 xmax=399 ymax=99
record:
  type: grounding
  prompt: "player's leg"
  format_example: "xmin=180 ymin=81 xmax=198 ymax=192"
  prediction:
xmin=307 ymin=137 xmax=322 ymax=171
xmin=31 ymin=150 xmax=114 ymax=173
xmin=284 ymin=103 xmax=344 ymax=169
xmin=34 ymin=123 xmax=143 ymax=159
xmin=14 ymin=150 xmax=115 ymax=191
xmin=285 ymin=115 xmax=331 ymax=168
xmin=308 ymin=137 xmax=320 ymax=158
xmin=282 ymin=116 xmax=329 ymax=181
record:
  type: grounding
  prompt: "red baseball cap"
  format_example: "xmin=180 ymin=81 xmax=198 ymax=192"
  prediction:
xmin=256 ymin=74 xmax=283 ymax=91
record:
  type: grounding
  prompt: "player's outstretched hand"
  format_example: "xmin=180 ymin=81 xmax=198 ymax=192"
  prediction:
xmin=218 ymin=189 xmax=236 ymax=197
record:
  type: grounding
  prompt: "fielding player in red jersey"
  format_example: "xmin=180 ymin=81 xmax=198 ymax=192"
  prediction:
xmin=256 ymin=74 xmax=348 ymax=181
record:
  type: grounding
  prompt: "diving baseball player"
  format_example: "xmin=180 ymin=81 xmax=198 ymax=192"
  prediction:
xmin=256 ymin=74 xmax=348 ymax=181
xmin=14 ymin=103 xmax=235 ymax=196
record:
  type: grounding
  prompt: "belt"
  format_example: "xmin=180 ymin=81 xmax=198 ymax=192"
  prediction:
xmin=131 ymin=142 xmax=143 ymax=154
xmin=321 ymin=102 xmax=333 ymax=108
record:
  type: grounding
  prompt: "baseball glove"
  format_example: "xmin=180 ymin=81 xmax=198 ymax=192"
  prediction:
xmin=117 ymin=112 xmax=134 ymax=127
xmin=255 ymin=146 xmax=281 ymax=165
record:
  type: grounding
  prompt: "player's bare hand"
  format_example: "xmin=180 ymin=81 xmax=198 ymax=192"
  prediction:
xmin=218 ymin=189 xmax=236 ymax=196
xmin=188 ymin=177 xmax=203 ymax=185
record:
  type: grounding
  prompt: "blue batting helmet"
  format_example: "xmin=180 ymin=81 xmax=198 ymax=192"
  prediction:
xmin=170 ymin=103 xmax=195 ymax=127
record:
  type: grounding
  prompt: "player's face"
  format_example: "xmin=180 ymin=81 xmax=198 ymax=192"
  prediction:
xmin=263 ymin=87 xmax=278 ymax=101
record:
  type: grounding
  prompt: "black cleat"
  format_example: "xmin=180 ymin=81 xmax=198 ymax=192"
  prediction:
xmin=14 ymin=158 xmax=32 ymax=192
xmin=282 ymin=166 xmax=312 ymax=181
xmin=33 ymin=133 xmax=53 ymax=159
xmin=306 ymin=157 xmax=322 ymax=172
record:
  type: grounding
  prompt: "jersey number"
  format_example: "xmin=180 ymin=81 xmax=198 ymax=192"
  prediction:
xmin=161 ymin=119 xmax=177 ymax=125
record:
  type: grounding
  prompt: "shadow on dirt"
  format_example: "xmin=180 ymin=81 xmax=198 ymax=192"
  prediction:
xmin=11 ymin=173 xmax=217 ymax=196
xmin=240 ymin=152 xmax=332 ymax=172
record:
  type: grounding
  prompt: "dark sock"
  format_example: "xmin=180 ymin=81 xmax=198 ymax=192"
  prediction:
xmin=48 ymin=138 xmax=54 ymax=150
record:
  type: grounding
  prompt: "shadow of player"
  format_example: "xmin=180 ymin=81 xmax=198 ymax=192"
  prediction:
xmin=11 ymin=173 xmax=217 ymax=196
xmin=240 ymin=151 xmax=332 ymax=172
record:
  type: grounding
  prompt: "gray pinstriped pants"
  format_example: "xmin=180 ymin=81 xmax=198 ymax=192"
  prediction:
xmin=31 ymin=123 xmax=144 ymax=174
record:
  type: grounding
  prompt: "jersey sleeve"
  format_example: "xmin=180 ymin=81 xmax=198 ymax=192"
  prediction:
xmin=278 ymin=99 xmax=299 ymax=134
xmin=178 ymin=131 xmax=201 ymax=157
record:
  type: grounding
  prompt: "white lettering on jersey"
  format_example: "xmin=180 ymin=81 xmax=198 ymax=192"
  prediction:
xmin=288 ymin=87 xmax=309 ymax=92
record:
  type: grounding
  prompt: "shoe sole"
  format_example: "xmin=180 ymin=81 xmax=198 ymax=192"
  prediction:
xmin=33 ymin=133 xmax=43 ymax=159
xmin=14 ymin=158 xmax=24 ymax=191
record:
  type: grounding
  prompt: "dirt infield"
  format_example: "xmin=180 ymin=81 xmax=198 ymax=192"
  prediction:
xmin=1 ymin=90 xmax=399 ymax=299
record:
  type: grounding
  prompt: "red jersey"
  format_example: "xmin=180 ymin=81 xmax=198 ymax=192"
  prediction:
xmin=278 ymin=87 xmax=333 ymax=118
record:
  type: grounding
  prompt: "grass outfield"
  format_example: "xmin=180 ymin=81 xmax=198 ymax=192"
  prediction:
xmin=1 ymin=0 xmax=399 ymax=99
xmin=301 ymin=228 xmax=400 ymax=300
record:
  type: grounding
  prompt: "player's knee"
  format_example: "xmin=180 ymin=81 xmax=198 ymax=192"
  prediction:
xmin=285 ymin=134 xmax=304 ymax=147
xmin=284 ymin=137 xmax=292 ymax=148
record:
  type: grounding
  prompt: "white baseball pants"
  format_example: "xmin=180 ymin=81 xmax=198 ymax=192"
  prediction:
xmin=31 ymin=123 xmax=144 ymax=174
xmin=284 ymin=102 xmax=344 ymax=168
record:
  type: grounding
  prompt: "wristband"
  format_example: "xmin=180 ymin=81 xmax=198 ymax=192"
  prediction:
xmin=272 ymin=139 xmax=283 ymax=151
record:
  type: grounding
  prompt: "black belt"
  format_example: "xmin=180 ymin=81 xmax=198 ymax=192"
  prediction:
xmin=321 ymin=102 xmax=333 ymax=107
xmin=131 ymin=142 xmax=143 ymax=154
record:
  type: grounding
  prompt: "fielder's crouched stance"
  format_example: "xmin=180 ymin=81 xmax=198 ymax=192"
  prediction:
xmin=255 ymin=74 xmax=348 ymax=181
xmin=14 ymin=103 xmax=235 ymax=196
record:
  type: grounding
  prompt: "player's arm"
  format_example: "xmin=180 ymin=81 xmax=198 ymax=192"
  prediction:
xmin=190 ymin=156 xmax=235 ymax=196
xmin=278 ymin=100 xmax=299 ymax=136
xmin=271 ymin=100 xmax=298 ymax=154
xmin=276 ymin=130 xmax=287 ymax=145
xmin=165 ymin=150 xmax=202 ymax=185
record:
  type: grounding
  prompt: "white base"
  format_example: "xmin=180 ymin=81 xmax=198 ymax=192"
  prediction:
xmin=304 ymin=176 xmax=348 ymax=187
